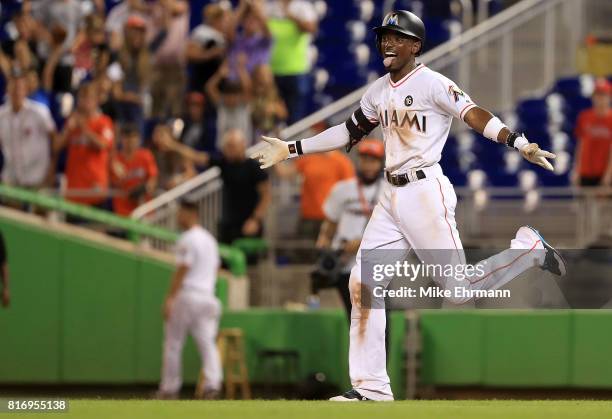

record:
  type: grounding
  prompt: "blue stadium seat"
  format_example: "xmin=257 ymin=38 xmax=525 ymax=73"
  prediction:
xmin=446 ymin=170 xmax=468 ymax=186
xmin=538 ymin=171 xmax=570 ymax=187
xmin=553 ymin=76 xmax=582 ymax=99
xmin=105 ymin=0 xmax=122 ymax=13
xmin=487 ymin=0 xmax=504 ymax=16
xmin=516 ymin=98 xmax=549 ymax=127
xmin=488 ymin=172 xmax=519 ymax=187
xmin=422 ymin=18 xmax=454 ymax=51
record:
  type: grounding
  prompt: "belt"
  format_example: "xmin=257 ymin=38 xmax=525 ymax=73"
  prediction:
xmin=385 ymin=170 xmax=426 ymax=186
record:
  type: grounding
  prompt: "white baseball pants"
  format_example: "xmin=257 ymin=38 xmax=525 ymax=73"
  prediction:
xmin=348 ymin=164 xmax=545 ymax=400
xmin=159 ymin=290 xmax=223 ymax=394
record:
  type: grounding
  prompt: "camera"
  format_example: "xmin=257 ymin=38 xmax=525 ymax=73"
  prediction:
xmin=310 ymin=249 xmax=344 ymax=292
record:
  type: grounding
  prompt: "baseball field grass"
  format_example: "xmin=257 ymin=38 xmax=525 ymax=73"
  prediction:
xmin=8 ymin=400 xmax=612 ymax=419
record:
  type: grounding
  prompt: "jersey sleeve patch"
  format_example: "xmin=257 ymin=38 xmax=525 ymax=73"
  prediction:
xmin=448 ymin=85 xmax=466 ymax=102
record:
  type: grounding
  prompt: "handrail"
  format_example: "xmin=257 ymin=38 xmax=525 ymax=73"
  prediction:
xmin=0 ymin=184 xmax=246 ymax=276
xmin=131 ymin=166 xmax=221 ymax=219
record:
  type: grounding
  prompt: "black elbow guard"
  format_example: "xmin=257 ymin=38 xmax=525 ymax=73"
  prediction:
xmin=345 ymin=108 xmax=379 ymax=152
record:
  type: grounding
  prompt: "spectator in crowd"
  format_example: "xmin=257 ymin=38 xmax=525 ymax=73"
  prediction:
xmin=0 ymin=70 xmax=57 ymax=189
xmin=228 ymin=0 xmax=272 ymax=79
xmin=1 ymin=10 xmax=41 ymax=75
xmin=73 ymin=14 xmax=110 ymax=82
xmin=276 ymin=133 xmax=355 ymax=239
xmin=33 ymin=0 xmax=83 ymax=93
xmin=266 ymin=0 xmax=318 ymax=124
xmin=314 ymin=140 xmax=385 ymax=320
xmin=111 ymin=124 xmax=158 ymax=216
xmin=109 ymin=15 xmax=161 ymax=132
xmin=0 ymin=230 xmax=8 ymax=308
xmin=33 ymin=0 xmax=83 ymax=48
xmin=39 ymin=26 xmax=67 ymax=106
xmin=26 ymin=66 xmax=51 ymax=109
xmin=57 ymin=82 xmax=114 ymax=207
xmin=180 ymin=92 xmax=214 ymax=153
xmin=187 ymin=3 xmax=229 ymax=93
xmin=149 ymin=0 xmax=189 ymax=119
xmin=0 ymin=50 xmax=9 ymax=80
xmin=93 ymin=73 xmax=118 ymax=121
xmin=152 ymin=123 xmax=196 ymax=190
xmin=214 ymin=129 xmax=271 ymax=244
xmin=105 ymin=0 xmax=151 ymax=51
xmin=206 ymin=57 xmax=253 ymax=147
xmin=251 ymin=64 xmax=288 ymax=138
xmin=572 ymin=79 xmax=612 ymax=187
xmin=154 ymin=128 xmax=271 ymax=244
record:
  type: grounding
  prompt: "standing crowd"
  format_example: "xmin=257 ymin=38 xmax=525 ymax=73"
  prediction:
xmin=0 ymin=0 xmax=320 ymax=244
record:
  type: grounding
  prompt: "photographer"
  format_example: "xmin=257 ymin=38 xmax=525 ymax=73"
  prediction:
xmin=312 ymin=140 xmax=385 ymax=320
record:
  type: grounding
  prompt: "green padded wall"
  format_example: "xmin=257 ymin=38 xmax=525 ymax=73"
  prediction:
xmin=61 ymin=240 xmax=140 ymax=382
xmin=0 ymin=221 xmax=62 ymax=382
xmin=419 ymin=310 xmax=483 ymax=385
xmin=482 ymin=311 xmax=572 ymax=387
xmin=0 ymin=215 xmax=225 ymax=385
xmin=135 ymin=259 xmax=173 ymax=383
xmin=571 ymin=310 xmax=612 ymax=388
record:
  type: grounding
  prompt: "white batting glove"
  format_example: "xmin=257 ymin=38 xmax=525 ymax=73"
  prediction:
xmin=519 ymin=142 xmax=556 ymax=172
xmin=250 ymin=136 xmax=290 ymax=169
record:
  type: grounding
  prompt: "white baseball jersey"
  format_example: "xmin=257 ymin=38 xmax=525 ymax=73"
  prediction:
xmin=175 ymin=225 xmax=220 ymax=295
xmin=0 ymin=99 xmax=56 ymax=187
xmin=323 ymin=178 xmax=383 ymax=250
xmin=162 ymin=224 xmax=223 ymax=395
xmin=361 ymin=63 xmax=476 ymax=173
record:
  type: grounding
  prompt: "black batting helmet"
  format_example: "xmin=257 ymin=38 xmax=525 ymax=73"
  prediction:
xmin=373 ymin=10 xmax=426 ymax=56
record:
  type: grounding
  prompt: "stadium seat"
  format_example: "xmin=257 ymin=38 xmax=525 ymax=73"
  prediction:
xmin=553 ymin=76 xmax=584 ymax=99
xmin=538 ymin=170 xmax=570 ymax=187
xmin=487 ymin=172 xmax=519 ymax=187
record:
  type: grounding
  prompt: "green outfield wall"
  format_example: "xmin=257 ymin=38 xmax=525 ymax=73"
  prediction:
xmin=1 ymin=214 xmax=612 ymax=393
xmin=0 ymin=213 xmax=227 ymax=384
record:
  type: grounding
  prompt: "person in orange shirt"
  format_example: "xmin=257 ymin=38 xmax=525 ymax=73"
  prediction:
xmin=112 ymin=124 xmax=159 ymax=216
xmin=57 ymin=82 xmax=115 ymax=207
xmin=277 ymin=148 xmax=355 ymax=239
xmin=572 ymin=78 xmax=612 ymax=187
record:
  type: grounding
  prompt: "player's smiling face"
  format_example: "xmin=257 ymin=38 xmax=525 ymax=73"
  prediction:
xmin=380 ymin=31 xmax=421 ymax=73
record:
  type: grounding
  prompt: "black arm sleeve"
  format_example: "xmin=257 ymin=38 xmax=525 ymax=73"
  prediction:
xmin=345 ymin=108 xmax=379 ymax=152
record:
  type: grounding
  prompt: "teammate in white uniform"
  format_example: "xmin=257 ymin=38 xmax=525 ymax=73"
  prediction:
xmin=314 ymin=139 xmax=385 ymax=318
xmin=157 ymin=200 xmax=223 ymax=399
xmin=251 ymin=11 xmax=567 ymax=401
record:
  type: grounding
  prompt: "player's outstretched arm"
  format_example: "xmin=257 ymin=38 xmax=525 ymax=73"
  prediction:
xmin=250 ymin=123 xmax=351 ymax=169
xmin=251 ymin=107 xmax=379 ymax=169
xmin=464 ymin=107 xmax=556 ymax=171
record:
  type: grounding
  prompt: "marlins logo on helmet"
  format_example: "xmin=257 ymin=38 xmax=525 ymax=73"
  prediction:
xmin=385 ymin=13 xmax=399 ymax=25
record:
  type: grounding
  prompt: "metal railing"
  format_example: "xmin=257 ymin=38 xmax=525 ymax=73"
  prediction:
xmin=267 ymin=176 xmax=612 ymax=249
xmin=131 ymin=166 xmax=223 ymax=239
xmin=0 ymin=184 xmax=246 ymax=276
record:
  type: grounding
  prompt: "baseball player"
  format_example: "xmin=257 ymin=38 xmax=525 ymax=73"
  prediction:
xmin=157 ymin=199 xmax=222 ymax=400
xmin=251 ymin=11 xmax=567 ymax=401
